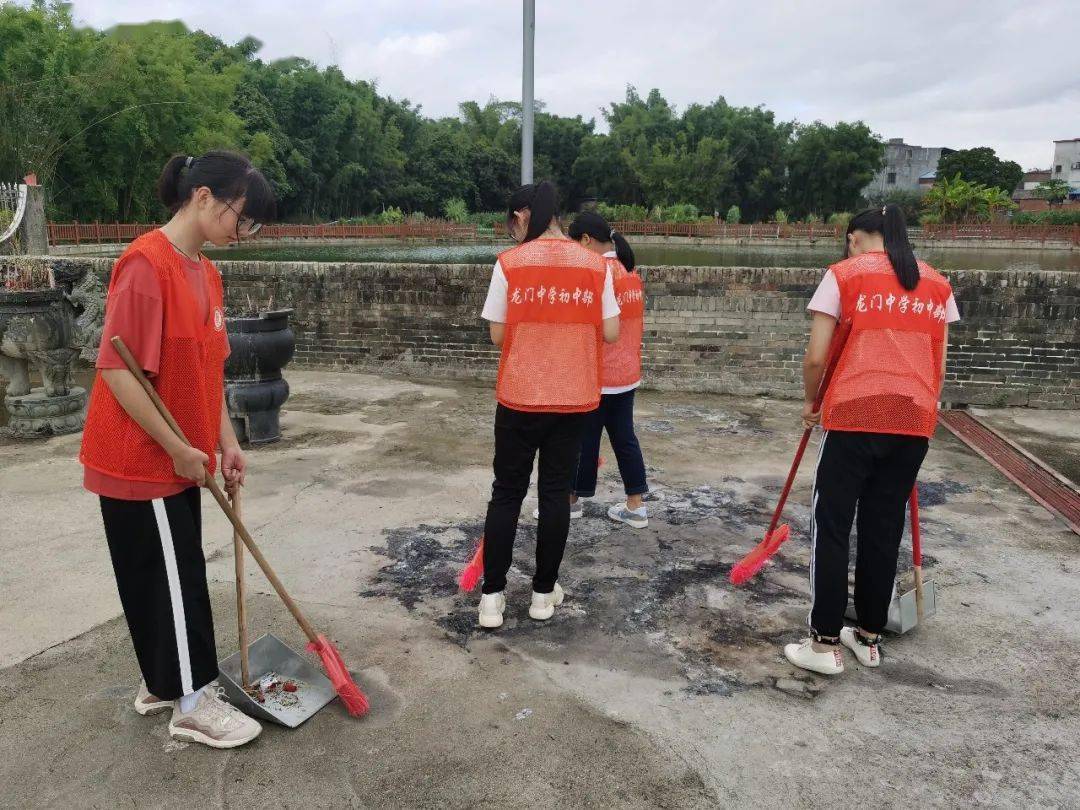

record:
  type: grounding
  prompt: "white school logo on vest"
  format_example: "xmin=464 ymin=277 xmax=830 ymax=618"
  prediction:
xmin=213 ymin=307 xmax=224 ymax=331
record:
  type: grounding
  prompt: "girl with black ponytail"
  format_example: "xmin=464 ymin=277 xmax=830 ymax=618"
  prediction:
xmin=565 ymin=211 xmax=650 ymax=529
xmin=476 ymin=182 xmax=622 ymax=629
xmin=783 ymin=203 xmax=960 ymax=677
xmin=80 ymin=151 xmax=274 ymax=749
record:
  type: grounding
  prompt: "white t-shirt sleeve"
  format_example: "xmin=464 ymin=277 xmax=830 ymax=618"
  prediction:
xmin=481 ymin=261 xmax=508 ymax=323
xmin=807 ymin=270 xmax=841 ymax=318
xmin=945 ymin=293 xmax=960 ymax=323
xmin=601 ymin=268 xmax=620 ymax=319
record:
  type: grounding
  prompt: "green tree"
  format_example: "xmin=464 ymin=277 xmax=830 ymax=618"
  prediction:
xmin=785 ymin=122 xmax=883 ymax=219
xmin=935 ymin=147 xmax=1023 ymax=195
xmin=726 ymin=204 xmax=741 ymax=223
xmin=1033 ymin=179 xmax=1070 ymax=207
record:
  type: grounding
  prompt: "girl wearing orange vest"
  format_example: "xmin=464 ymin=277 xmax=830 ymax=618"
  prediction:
xmin=567 ymin=212 xmax=650 ymax=529
xmin=80 ymin=151 xmax=274 ymax=748
xmin=478 ymin=181 xmax=621 ymax=628
xmin=784 ymin=204 xmax=960 ymax=676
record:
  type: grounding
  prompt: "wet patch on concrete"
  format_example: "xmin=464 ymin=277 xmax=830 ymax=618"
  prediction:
xmin=363 ymin=481 xmax=825 ymax=698
xmin=881 ymin=661 xmax=1009 ymax=697
xmin=662 ymin=405 xmax=772 ymax=437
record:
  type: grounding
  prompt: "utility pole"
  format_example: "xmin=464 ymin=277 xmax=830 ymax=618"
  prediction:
xmin=521 ymin=0 xmax=535 ymax=185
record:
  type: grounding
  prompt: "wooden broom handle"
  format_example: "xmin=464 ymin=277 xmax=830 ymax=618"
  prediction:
xmin=232 ymin=488 xmax=251 ymax=689
xmin=110 ymin=336 xmax=321 ymax=643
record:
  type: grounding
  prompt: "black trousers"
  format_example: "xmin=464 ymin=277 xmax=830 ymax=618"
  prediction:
xmin=482 ymin=404 xmax=586 ymax=595
xmin=573 ymin=389 xmax=648 ymax=498
xmin=100 ymin=488 xmax=218 ymax=700
xmin=809 ymin=430 xmax=929 ymax=637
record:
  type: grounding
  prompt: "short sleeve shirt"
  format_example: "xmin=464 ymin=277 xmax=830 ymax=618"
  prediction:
xmin=807 ymin=270 xmax=960 ymax=323
xmin=84 ymin=249 xmax=227 ymax=500
xmin=482 ymin=260 xmax=620 ymax=322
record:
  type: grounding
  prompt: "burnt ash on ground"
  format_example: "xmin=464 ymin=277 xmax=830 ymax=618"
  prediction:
xmin=362 ymin=472 xmax=965 ymax=699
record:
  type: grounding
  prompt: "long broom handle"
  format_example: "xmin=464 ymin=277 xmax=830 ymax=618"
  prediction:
xmin=762 ymin=319 xmax=853 ymax=537
xmin=110 ymin=336 xmax=321 ymax=644
xmin=910 ymin=485 xmax=925 ymax=622
xmin=232 ymin=488 xmax=250 ymax=689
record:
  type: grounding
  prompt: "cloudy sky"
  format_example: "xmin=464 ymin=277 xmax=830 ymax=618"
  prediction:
xmin=64 ymin=0 xmax=1079 ymax=170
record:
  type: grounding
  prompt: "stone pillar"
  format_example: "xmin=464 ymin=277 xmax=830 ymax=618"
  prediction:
xmin=18 ymin=185 xmax=48 ymax=255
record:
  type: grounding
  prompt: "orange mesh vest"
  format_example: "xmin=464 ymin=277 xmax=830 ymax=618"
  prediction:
xmin=603 ymin=256 xmax=644 ymax=389
xmin=80 ymin=229 xmax=228 ymax=482
xmin=495 ymin=239 xmax=607 ymax=413
xmin=821 ymin=251 xmax=952 ymax=438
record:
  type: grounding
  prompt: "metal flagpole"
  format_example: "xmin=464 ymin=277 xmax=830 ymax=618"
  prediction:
xmin=521 ymin=0 xmax=535 ymax=185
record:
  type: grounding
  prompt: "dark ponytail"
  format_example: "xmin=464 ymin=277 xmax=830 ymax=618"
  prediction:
xmin=157 ymin=150 xmax=276 ymax=223
xmin=568 ymin=210 xmax=636 ymax=271
xmin=506 ymin=180 xmax=558 ymax=242
xmin=845 ymin=204 xmax=919 ymax=291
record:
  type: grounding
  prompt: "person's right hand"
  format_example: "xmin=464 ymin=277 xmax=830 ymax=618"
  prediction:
xmin=172 ymin=445 xmax=209 ymax=485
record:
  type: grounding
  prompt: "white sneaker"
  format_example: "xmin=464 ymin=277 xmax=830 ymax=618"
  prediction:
xmin=783 ymin=638 xmax=845 ymax=675
xmin=168 ymin=687 xmax=262 ymax=749
xmin=134 ymin=681 xmax=173 ymax=716
xmin=533 ymin=501 xmax=583 ymax=520
xmin=608 ymin=503 xmax=648 ymax=529
xmin=840 ymin=626 xmax=882 ymax=668
xmin=478 ymin=591 xmax=506 ymax=629
xmin=528 ymin=582 xmax=565 ymax=621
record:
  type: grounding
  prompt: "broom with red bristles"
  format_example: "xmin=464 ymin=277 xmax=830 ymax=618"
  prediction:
xmin=729 ymin=319 xmax=852 ymax=586
xmin=112 ymin=336 xmax=369 ymax=717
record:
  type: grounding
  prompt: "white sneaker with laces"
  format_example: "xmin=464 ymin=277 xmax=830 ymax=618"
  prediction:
xmin=134 ymin=681 xmax=173 ymax=716
xmin=478 ymin=591 xmax=506 ymax=629
xmin=533 ymin=501 xmax=583 ymax=520
xmin=840 ymin=626 xmax=882 ymax=668
xmin=608 ymin=503 xmax=648 ymax=529
xmin=528 ymin=582 xmax=565 ymax=621
xmin=168 ymin=686 xmax=262 ymax=749
xmin=783 ymin=638 xmax=845 ymax=675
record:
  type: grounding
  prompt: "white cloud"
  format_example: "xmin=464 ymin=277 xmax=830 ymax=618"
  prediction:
xmin=48 ymin=0 xmax=1080 ymax=168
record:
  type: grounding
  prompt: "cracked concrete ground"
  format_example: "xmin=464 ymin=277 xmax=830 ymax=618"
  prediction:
xmin=1 ymin=370 xmax=1078 ymax=808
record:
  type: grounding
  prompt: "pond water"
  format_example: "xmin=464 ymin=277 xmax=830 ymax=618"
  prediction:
xmin=200 ymin=241 xmax=1080 ymax=273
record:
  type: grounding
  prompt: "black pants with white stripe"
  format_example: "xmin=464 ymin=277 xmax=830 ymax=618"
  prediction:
xmin=100 ymin=488 xmax=218 ymax=700
xmin=810 ymin=430 xmax=928 ymax=637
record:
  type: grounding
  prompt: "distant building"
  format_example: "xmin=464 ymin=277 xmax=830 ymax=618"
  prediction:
xmin=1012 ymin=170 xmax=1053 ymax=204
xmin=1050 ymin=139 xmax=1080 ymax=197
xmin=864 ymin=138 xmax=954 ymax=196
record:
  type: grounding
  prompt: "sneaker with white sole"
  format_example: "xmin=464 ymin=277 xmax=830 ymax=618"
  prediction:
xmin=608 ymin=504 xmax=648 ymax=529
xmin=840 ymin=626 xmax=882 ymax=668
xmin=168 ymin=687 xmax=262 ymax=749
xmin=533 ymin=501 xmax=583 ymax=520
xmin=528 ymin=582 xmax=565 ymax=621
xmin=478 ymin=591 xmax=506 ymax=629
xmin=134 ymin=681 xmax=173 ymax=716
xmin=783 ymin=638 xmax=845 ymax=675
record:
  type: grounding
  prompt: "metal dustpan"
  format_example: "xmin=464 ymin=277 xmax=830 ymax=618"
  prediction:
xmin=844 ymin=486 xmax=936 ymax=635
xmin=845 ymin=575 xmax=937 ymax=635
xmin=218 ymin=633 xmax=337 ymax=728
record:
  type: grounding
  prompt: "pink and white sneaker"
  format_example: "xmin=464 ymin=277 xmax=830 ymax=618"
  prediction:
xmin=783 ymin=638 xmax=845 ymax=675
xmin=841 ymin=626 xmax=882 ymax=668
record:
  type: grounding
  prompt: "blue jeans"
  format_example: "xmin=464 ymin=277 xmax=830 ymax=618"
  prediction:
xmin=574 ymin=389 xmax=648 ymax=499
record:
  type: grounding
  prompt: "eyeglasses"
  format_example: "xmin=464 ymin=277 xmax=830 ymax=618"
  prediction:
xmin=221 ymin=199 xmax=260 ymax=237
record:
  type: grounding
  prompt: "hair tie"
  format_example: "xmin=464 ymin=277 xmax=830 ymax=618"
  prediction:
xmin=881 ymin=205 xmax=887 ymax=216
xmin=609 ymin=228 xmax=616 ymax=241
xmin=185 ymin=156 xmax=194 ymax=169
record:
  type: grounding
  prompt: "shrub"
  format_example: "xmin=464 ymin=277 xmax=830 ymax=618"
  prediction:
xmin=725 ymin=205 xmax=741 ymax=224
xmin=376 ymin=206 xmax=405 ymax=225
xmin=773 ymin=209 xmax=788 ymax=224
xmin=443 ymin=197 xmax=469 ymax=223
xmin=661 ymin=203 xmax=700 ymax=223
xmin=827 ymin=211 xmax=852 ymax=230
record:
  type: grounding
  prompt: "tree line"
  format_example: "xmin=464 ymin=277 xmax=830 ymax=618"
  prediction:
xmin=3 ymin=2 xmax=933 ymax=226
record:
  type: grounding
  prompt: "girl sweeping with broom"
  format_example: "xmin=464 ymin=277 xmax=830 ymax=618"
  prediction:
xmin=475 ymin=181 xmax=621 ymax=628
xmin=80 ymin=151 xmax=275 ymax=748
xmin=783 ymin=204 xmax=959 ymax=675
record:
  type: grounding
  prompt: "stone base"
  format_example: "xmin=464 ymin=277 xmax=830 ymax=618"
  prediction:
xmin=4 ymin=387 xmax=87 ymax=437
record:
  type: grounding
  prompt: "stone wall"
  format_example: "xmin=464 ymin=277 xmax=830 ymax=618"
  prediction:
xmin=44 ymin=257 xmax=1080 ymax=409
